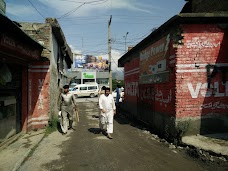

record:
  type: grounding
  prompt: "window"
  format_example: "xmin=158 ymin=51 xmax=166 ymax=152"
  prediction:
xmin=88 ymin=86 xmax=97 ymax=90
xmin=80 ymin=87 xmax=87 ymax=90
xmin=72 ymin=87 xmax=78 ymax=91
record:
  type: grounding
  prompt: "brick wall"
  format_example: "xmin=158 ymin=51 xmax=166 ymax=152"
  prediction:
xmin=176 ymin=24 xmax=228 ymax=118
xmin=175 ymin=24 xmax=228 ymax=134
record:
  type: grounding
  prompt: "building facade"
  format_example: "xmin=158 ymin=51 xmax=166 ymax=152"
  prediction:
xmin=70 ymin=53 xmax=109 ymax=87
xmin=19 ymin=18 xmax=73 ymax=131
xmin=68 ymin=71 xmax=109 ymax=88
xmin=0 ymin=13 xmax=44 ymax=143
xmin=119 ymin=13 xmax=228 ymax=142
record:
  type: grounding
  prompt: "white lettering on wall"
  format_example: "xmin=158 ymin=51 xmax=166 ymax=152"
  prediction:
xmin=126 ymin=82 xmax=138 ymax=96
xmin=186 ymin=39 xmax=220 ymax=49
xmin=155 ymin=89 xmax=172 ymax=107
xmin=140 ymin=34 xmax=170 ymax=61
xmin=201 ymin=101 xmax=228 ymax=109
xmin=187 ymin=83 xmax=201 ymax=98
xmin=187 ymin=81 xmax=228 ymax=98
xmin=139 ymin=87 xmax=172 ymax=108
xmin=38 ymin=79 xmax=44 ymax=109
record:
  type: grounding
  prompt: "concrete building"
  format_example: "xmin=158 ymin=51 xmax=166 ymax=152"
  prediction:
xmin=0 ymin=13 xmax=44 ymax=143
xmin=68 ymin=71 xmax=109 ymax=87
xmin=19 ymin=18 xmax=73 ymax=131
xmin=118 ymin=13 xmax=228 ymax=142
xmin=0 ymin=0 xmax=5 ymax=15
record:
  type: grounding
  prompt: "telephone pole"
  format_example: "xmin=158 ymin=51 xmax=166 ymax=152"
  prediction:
xmin=108 ymin=15 xmax=112 ymax=91
xmin=124 ymin=32 xmax=129 ymax=52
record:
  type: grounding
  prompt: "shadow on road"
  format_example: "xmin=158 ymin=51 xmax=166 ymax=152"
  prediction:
xmin=115 ymin=111 xmax=150 ymax=132
xmin=92 ymin=115 xmax=99 ymax=119
xmin=88 ymin=128 xmax=101 ymax=134
xmin=57 ymin=121 xmax=64 ymax=134
xmin=114 ymin=114 xmax=130 ymax=124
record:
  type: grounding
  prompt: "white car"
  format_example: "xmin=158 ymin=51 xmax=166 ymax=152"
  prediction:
xmin=70 ymin=83 xmax=99 ymax=98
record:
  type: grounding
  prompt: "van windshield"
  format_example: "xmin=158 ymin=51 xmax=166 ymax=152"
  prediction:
xmin=72 ymin=87 xmax=78 ymax=91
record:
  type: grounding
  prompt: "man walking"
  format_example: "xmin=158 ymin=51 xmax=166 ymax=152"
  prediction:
xmin=59 ymin=85 xmax=77 ymax=134
xmin=99 ymin=87 xmax=116 ymax=139
xmin=98 ymin=86 xmax=106 ymax=133
xmin=115 ymin=84 xmax=121 ymax=104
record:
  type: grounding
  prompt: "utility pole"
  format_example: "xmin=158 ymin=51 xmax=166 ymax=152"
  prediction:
xmin=108 ymin=15 xmax=112 ymax=91
xmin=124 ymin=32 xmax=129 ymax=52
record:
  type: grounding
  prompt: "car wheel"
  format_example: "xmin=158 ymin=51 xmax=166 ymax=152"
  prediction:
xmin=74 ymin=94 xmax=78 ymax=98
xmin=90 ymin=93 xmax=95 ymax=98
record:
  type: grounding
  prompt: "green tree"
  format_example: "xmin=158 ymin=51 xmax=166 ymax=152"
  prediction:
xmin=112 ymin=79 xmax=124 ymax=91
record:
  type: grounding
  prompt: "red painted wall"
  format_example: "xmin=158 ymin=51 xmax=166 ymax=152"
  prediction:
xmin=124 ymin=57 xmax=140 ymax=103
xmin=138 ymin=35 xmax=176 ymax=116
xmin=27 ymin=61 xmax=50 ymax=130
xmin=22 ymin=67 xmax=28 ymax=132
xmin=176 ymin=24 xmax=228 ymax=118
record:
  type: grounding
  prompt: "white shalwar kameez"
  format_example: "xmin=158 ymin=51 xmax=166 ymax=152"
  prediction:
xmin=99 ymin=94 xmax=116 ymax=134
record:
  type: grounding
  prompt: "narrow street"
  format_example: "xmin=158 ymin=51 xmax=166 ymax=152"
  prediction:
xmin=19 ymin=100 xmax=225 ymax=171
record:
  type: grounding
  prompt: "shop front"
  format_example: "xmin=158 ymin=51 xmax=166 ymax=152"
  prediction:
xmin=0 ymin=14 xmax=43 ymax=143
xmin=81 ymin=72 xmax=96 ymax=84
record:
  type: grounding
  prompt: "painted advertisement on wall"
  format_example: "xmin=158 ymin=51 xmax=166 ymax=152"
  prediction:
xmin=73 ymin=54 xmax=109 ymax=71
xmin=139 ymin=34 xmax=170 ymax=84
xmin=175 ymin=24 xmax=228 ymax=118
xmin=124 ymin=58 xmax=140 ymax=103
xmin=28 ymin=62 xmax=50 ymax=130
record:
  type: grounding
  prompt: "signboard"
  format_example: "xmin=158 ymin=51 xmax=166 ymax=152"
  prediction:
xmin=0 ymin=34 xmax=40 ymax=59
xmin=72 ymin=54 xmax=108 ymax=71
xmin=139 ymin=34 xmax=170 ymax=84
xmin=81 ymin=72 xmax=96 ymax=79
xmin=0 ymin=0 xmax=6 ymax=15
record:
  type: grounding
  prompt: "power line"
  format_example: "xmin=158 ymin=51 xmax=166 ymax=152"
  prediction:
xmin=57 ymin=3 xmax=86 ymax=19
xmin=57 ymin=0 xmax=109 ymax=19
xmin=27 ymin=0 xmax=46 ymax=19
xmin=58 ymin=0 xmax=108 ymax=3
xmin=57 ymin=14 xmax=164 ymax=21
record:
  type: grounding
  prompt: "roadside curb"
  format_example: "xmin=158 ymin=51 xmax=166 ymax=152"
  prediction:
xmin=182 ymin=135 xmax=228 ymax=159
xmin=12 ymin=132 xmax=46 ymax=171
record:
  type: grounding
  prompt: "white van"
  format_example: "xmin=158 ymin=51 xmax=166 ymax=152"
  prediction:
xmin=70 ymin=83 xmax=99 ymax=98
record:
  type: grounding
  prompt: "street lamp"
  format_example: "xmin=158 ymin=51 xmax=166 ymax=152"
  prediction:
xmin=123 ymin=32 xmax=129 ymax=52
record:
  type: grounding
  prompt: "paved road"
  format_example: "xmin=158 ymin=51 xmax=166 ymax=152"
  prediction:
xmin=47 ymin=102 xmax=208 ymax=171
xmin=19 ymin=101 xmax=227 ymax=171
xmin=75 ymin=96 xmax=98 ymax=103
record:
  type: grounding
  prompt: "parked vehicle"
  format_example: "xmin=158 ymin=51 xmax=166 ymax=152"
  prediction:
xmin=70 ymin=83 xmax=99 ymax=98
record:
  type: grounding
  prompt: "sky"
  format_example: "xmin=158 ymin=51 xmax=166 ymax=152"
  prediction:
xmin=4 ymin=0 xmax=186 ymax=75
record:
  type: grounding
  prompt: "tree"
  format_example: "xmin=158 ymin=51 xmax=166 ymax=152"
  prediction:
xmin=112 ymin=79 xmax=124 ymax=91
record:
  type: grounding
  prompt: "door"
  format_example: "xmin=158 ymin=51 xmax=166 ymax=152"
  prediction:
xmin=79 ymin=86 xmax=88 ymax=97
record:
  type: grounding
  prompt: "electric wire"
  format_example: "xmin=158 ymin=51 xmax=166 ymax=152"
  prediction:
xmin=57 ymin=0 xmax=109 ymax=19
xmin=27 ymin=0 xmax=46 ymax=19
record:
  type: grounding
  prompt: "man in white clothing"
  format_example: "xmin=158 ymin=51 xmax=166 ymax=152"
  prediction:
xmin=99 ymin=87 xmax=116 ymax=139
